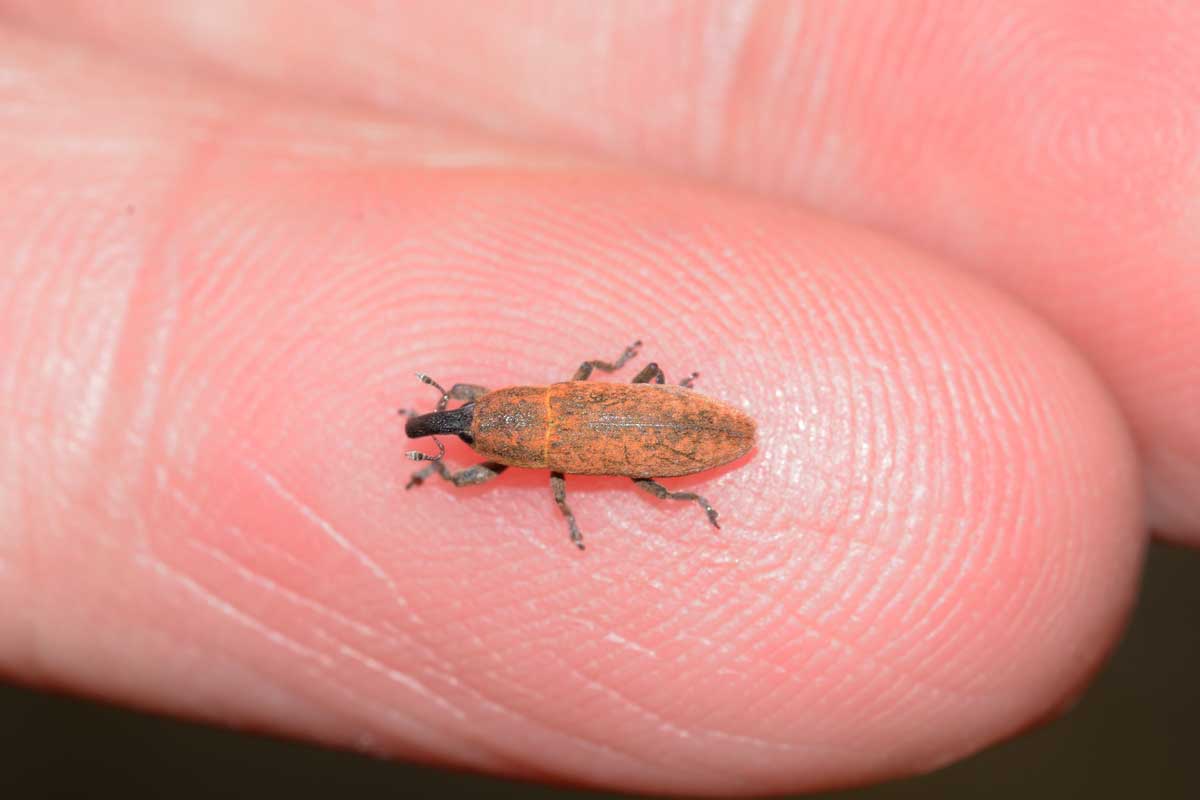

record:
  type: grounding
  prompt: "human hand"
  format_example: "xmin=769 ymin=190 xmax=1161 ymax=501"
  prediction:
xmin=1 ymin=3 xmax=1192 ymax=795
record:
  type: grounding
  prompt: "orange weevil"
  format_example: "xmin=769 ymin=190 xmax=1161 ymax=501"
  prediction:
xmin=400 ymin=341 xmax=756 ymax=549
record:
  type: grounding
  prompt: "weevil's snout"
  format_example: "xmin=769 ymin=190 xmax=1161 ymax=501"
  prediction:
xmin=404 ymin=412 xmax=431 ymax=439
xmin=404 ymin=403 xmax=476 ymax=441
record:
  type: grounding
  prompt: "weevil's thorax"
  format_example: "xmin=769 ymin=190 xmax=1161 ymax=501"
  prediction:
xmin=470 ymin=386 xmax=551 ymax=468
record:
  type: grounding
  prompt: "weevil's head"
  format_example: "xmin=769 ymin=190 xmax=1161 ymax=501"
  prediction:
xmin=405 ymin=403 xmax=476 ymax=445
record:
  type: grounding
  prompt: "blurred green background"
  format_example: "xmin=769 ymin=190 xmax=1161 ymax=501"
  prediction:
xmin=3 ymin=542 xmax=1196 ymax=799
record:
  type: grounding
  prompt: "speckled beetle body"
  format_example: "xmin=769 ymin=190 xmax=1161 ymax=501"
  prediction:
xmin=401 ymin=341 xmax=756 ymax=549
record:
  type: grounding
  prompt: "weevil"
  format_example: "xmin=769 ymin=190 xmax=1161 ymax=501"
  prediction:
xmin=400 ymin=340 xmax=756 ymax=549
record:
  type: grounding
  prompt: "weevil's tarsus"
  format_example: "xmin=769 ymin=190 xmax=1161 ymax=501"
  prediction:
xmin=631 ymin=362 xmax=666 ymax=384
xmin=571 ymin=340 xmax=642 ymax=381
xmin=551 ymin=471 xmax=585 ymax=550
xmin=631 ymin=363 xmax=699 ymax=387
xmin=633 ymin=477 xmax=721 ymax=529
xmin=406 ymin=459 xmax=508 ymax=490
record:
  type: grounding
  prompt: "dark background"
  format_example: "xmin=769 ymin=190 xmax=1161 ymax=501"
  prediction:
xmin=3 ymin=542 xmax=1197 ymax=799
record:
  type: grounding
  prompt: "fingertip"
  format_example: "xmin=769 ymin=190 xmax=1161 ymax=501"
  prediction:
xmin=0 ymin=87 xmax=1145 ymax=792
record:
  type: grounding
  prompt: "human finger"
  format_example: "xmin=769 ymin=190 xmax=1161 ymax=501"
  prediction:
xmin=0 ymin=31 xmax=1142 ymax=795
xmin=4 ymin=0 xmax=1191 ymax=540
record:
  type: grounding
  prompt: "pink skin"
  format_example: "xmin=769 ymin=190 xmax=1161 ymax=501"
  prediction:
xmin=0 ymin=4 xmax=1177 ymax=795
xmin=6 ymin=0 xmax=1195 ymax=541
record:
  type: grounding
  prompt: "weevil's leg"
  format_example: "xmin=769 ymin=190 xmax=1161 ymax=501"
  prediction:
xmin=550 ymin=471 xmax=585 ymax=550
xmin=447 ymin=384 xmax=488 ymax=403
xmin=631 ymin=363 xmax=699 ymax=387
xmin=397 ymin=407 xmax=419 ymax=418
xmin=571 ymin=340 xmax=642 ymax=381
xmin=631 ymin=362 xmax=665 ymax=384
xmin=633 ymin=478 xmax=721 ymax=529
xmin=406 ymin=461 xmax=507 ymax=490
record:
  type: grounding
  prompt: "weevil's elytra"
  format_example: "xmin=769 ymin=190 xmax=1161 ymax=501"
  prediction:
xmin=471 ymin=382 xmax=755 ymax=476
xmin=401 ymin=341 xmax=756 ymax=549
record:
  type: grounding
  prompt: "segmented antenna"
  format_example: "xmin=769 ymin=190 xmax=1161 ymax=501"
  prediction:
xmin=416 ymin=372 xmax=451 ymax=411
xmin=405 ymin=372 xmax=451 ymax=461
xmin=406 ymin=435 xmax=445 ymax=462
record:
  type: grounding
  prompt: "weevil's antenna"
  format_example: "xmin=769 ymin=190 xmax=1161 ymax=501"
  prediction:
xmin=416 ymin=372 xmax=451 ymax=411
xmin=406 ymin=435 xmax=445 ymax=463
xmin=404 ymin=372 xmax=451 ymax=462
